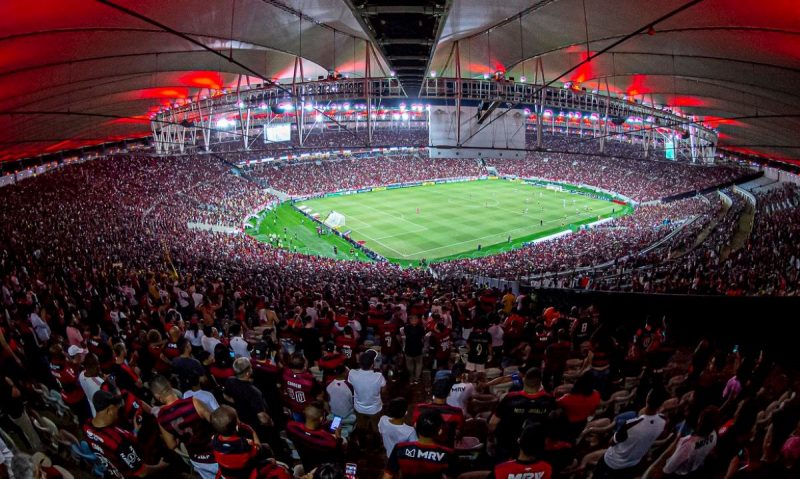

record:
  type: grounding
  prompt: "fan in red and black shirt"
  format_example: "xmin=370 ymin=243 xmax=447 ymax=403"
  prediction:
xmin=318 ymin=342 xmax=347 ymax=385
xmin=428 ymin=323 xmax=452 ymax=370
xmin=411 ymin=380 xmax=464 ymax=448
xmin=383 ymin=409 xmax=457 ymax=479
xmin=150 ymin=375 xmax=218 ymax=479
xmin=210 ymin=405 xmax=291 ymax=479
xmin=489 ymin=423 xmax=552 ymax=479
xmin=49 ymin=344 xmax=89 ymax=420
xmin=87 ymin=324 xmax=114 ymax=373
xmin=335 ymin=326 xmax=359 ymax=367
xmin=83 ymin=390 xmax=167 ymax=478
xmin=378 ymin=316 xmax=402 ymax=362
xmin=367 ymin=303 xmax=387 ymax=332
xmin=162 ymin=327 xmax=182 ymax=363
xmin=489 ymin=367 xmax=555 ymax=462
xmin=286 ymin=402 xmax=343 ymax=473
xmin=281 ymin=353 xmax=320 ymax=422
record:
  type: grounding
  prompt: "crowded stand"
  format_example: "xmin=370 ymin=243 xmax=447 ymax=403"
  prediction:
xmin=248 ymin=155 xmax=483 ymax=197
xmin=0 ymin=137 xmax=798 ymax=479
xmin=608 ymin=184 xmax=800 ymax=295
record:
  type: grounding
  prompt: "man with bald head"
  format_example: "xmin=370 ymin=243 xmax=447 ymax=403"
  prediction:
xmin=286 ymin=402 xmax=343 ymax=473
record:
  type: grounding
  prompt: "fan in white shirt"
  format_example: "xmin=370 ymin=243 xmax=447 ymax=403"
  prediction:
xmin=378 ymin=398 xmax=417 ymax=456
xmin=446 ymin=364 xmax=475 ymax=415
xmin=663 ymin=407 xmax=718 ymax=476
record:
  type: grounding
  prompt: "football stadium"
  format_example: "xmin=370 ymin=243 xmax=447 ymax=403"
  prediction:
xmin=1 ymin=2 xmax=799 ymax=479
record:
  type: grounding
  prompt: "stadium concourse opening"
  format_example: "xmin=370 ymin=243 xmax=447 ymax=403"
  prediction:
xmin=247 ymin=179 xmax=632 ymax=266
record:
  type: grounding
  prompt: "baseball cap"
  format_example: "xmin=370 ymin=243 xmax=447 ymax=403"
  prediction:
xmin=92 ymin=390 xmax=123 ymax=413
xmin=67 ymin=345 xmax=87 ymax=357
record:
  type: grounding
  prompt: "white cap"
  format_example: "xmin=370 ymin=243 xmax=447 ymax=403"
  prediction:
xmin=67 ymin=345 xmax=87 ymax=357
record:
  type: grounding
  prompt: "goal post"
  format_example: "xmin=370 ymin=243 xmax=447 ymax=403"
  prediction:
xmin=323 ymin=211 xmax=346 ymax=229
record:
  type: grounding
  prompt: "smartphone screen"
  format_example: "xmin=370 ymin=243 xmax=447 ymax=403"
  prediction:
xmin=345 ymin=463 xmax=357 ymax=479
xmin=329 ymin=415 xmax=342 ymax=432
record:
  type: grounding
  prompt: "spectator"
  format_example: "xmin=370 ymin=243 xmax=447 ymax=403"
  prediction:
xmin=183 ymin=373 xmax=220 ymax=412
xmin=490 ymin=367 xmax=555 ymax=462
xmin=78 ymin=353 xmax=105 ymax=417
xmin=110 ymin=343 xmax=143 ymax=396
xmin=326 ymin=365 xmax=357 ymax=440
xmin=403 ymin=316 xmax=425 ymax=384
xmin=412 ymin=380 xmax=465 ymax=448
xmin=282 ymin=353 xmax=319 ymax=422
xmin=286 ymin=402 xmax=343 ymax=474
xmin=379 ymin=398 xmax=417 ymax=456
xmin=446 ymin=363 xmax=475 ymax=416
xmin=555 ymin=371 xmax=601 ymax=441
xmin=466 ymin=321 xmax=492 ymax=372
xmin=543 ymin=329 xmax=572 ymax=390
xmin=229 ymin=324 xmax=250 ymax=359
xmin=150 ymin=375 xmax=218 ymax=479
xmin=172 ymin=338 xmax=206 ymax=391
xmin=0 ymin=375 xmax=43 ymax=451
xmin=383 ymin=409 xmax=457 ymax=479
xmin=83 ymin=390 xmax=168 ymax=478
xmin=49 ymin=343 xmax=90 ymax=421
xmin=662 ymin=406 xmax=719 ymax=477
xmin=202 ymin=326 xmax=221 ymax=356
xmin=594 ymin=388 xmax=668 ymax=479
xmin=348 ymin=350 xmax=386 ymax=450
xmin=223 ymin=358 xmax=275 ymax=430
xmin=489 ymin=423 xmax=552 ymax=479
xmin=210 ymin=405 xmax=291 ymax=479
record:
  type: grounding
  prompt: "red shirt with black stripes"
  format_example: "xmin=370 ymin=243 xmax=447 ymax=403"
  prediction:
xmin=385 ymin=441 xmax=456 ymax=479
xmin=83 ymin=421 xmax=145 ymax=478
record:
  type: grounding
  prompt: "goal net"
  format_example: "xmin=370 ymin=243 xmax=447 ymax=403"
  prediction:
xmin=323 ymin=211 xmax=346 ymax=229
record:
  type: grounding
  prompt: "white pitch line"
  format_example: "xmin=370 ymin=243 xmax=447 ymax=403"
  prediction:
xmin=407 ymin=206 xmax=619 ymax=257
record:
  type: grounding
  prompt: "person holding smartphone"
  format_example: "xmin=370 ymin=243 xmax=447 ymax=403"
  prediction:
xmin=287 ymin=402 xmax=344 ymax=475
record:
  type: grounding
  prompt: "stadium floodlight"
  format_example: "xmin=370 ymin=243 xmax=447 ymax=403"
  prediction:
xmin=520 ymin=76 xmax=527 ymax=83
xmin=315 ymin=114 xmax=323 ymax=122
xmin=259 ymin=103 xmax=267 ymax=110
xmin=392 ymin=113 xmax=400 ymax=120
xmin=216 ymin=118 xmax=232 ymax=128
xmin=390 ymin=70 xmax=396 ymax=77
xmin=401 ymin=113 xmax=409 ymax=121
xmin=238 ymin=102 xmax=245 ymax=109
xmin=278 ymin=102 xmax=293 ymax=111
xmin=343 ymin=103 xmax=350 ymax=111
xmin=399 ymin=103 xmax=406 ymax=111
xmin=483 ymin=73 xmax=490 ymax=80
xmin=304 ymin=103 xmax=314 ymax=111
xmin=430 ymin=71 xmax=437 ymax=78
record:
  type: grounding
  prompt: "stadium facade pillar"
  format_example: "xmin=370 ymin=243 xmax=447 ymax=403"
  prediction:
xmin=197 ymin=97 xmax=213 ymax=153
xmin=293 ymin=56 xmax=306 ymax=147
xmin=365 ymin=42 xmax=373 ymax=146
xmin=455 ymin=40 xmax=462 ymax=146
xmin=235 ymin=75 xmax=251 ymax=151
xmin=689 ymin=116 xmax=698 ymax=163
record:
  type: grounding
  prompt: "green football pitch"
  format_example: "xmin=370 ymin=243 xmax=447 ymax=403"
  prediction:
xmin=246 ymin=179 xmax=630 ymax=266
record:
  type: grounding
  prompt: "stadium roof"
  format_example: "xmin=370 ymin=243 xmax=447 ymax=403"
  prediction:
xmin=2 ymin=0 xmax=800 ymax=162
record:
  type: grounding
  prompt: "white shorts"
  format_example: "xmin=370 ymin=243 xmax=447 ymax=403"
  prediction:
xmin=466 ymin=361 xmax=485 ymax=372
